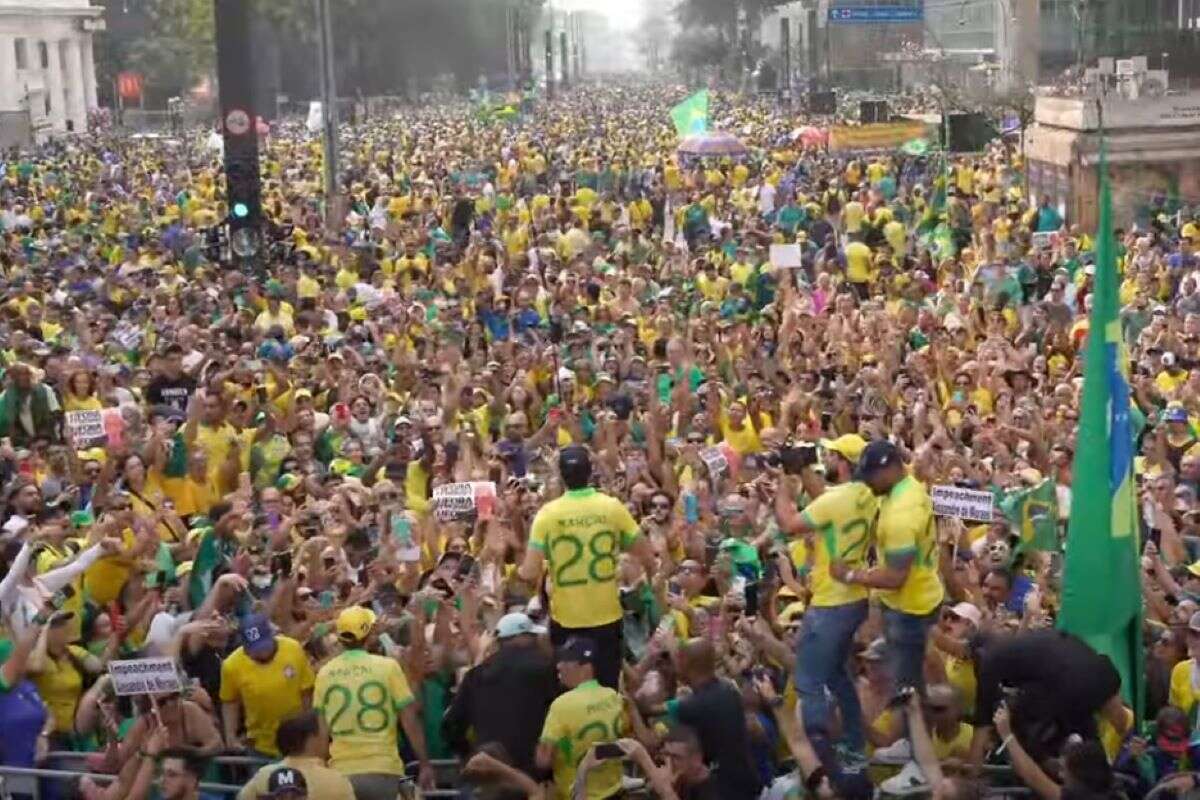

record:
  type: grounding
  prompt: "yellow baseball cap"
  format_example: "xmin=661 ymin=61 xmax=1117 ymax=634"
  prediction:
xmin=820 ymin=433 xmax=868 ymax=464
xmin=336 ymin=606 xmax=377 ymax=642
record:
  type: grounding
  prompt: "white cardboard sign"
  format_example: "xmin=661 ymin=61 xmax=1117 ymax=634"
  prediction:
xmin=108 ymin=657 xmax=184 ymax=696
xmin=931 ymin=485 xmax=994 ymax=522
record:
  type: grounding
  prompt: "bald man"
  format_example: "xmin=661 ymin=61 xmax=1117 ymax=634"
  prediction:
xmin=668 ymin=640 xmax=761 ymax=798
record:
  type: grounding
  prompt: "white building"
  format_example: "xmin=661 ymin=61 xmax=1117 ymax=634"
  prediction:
xmin=0 ymin=0 xmax=102 ymax=136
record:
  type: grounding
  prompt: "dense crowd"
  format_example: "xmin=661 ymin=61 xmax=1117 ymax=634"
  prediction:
xmin=0 ymin=83 xmax=1199 ymax=800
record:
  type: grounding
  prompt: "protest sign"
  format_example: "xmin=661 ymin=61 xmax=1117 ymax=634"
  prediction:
xmin=432 ymin=481 xmax=497 ymax=522
xmin=931 ymin=485 xmax=994 ymax=522
xmin=109 ymin=657 xmax=183 ymax=696
xmin=65 ymin=408 xmax=126 ymax=449
xmin=700 ymin=446 xmax=729 ymax=476
xmin=769 ymin=244 xmax=803 ymax=268
xmin=65 ymin=410 xmax=105 ymax=447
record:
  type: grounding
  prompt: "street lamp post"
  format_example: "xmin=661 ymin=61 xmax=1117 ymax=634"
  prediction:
xmin=314 ymin=0 xmax=340 ymax=231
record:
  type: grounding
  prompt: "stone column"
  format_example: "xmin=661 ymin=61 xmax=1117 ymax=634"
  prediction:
xmin=63 ymin=37 xmax=86 ymax=131
xmin=81 ymin=34 xmax=97 ymax=112
xmin=0 ymin=36 xmax=18 ymax=111
xmin=44 ymin=39 xmax=66 ymax=131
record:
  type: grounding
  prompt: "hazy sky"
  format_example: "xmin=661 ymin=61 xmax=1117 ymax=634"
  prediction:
xmin=552 ymin=0 xmax=647 ymax=30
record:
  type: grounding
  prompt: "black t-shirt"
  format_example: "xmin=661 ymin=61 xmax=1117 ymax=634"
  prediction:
xmin=182 ymin=642 xmax=225 ymax=702
xmin=974 ymin=629 xmax=1121 ymax=724
xmin=674 ymin=679 xmax=763 ymax=799
xmin=442 ymin=643 xmax=558 ymax=777
xmin=146 ymin=375 xmax=197 ymax=414
xmin=678 ymin=775 xmax=723 ymax=800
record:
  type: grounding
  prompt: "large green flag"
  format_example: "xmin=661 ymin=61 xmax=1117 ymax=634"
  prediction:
xmin=997 ymin=479 xmax=1058 ymax=551
xmin=670 ymin=90 xmax=709 ymax=137
xmin=1059 ymin=144 xmax=1144 ymax=720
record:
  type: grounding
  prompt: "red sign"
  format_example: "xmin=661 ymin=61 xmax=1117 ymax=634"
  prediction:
xmin=117 ymin=71 xmax=143 ymax=101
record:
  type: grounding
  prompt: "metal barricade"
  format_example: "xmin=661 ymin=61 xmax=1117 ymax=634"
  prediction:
xmin=0 ymin=764 xmax=243 ymax=799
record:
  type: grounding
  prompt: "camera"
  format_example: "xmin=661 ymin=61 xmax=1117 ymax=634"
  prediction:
xmin=765 ymin=442 xmax=819 ymax=475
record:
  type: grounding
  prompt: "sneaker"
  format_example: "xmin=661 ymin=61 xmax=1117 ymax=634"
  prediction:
xmin=879 ymin=760 xmax=930 ymax=796
xmin=835 ymin=742 xmax=869 ymax=769
xmin=871 ymin=738 xmax=914 ymax=766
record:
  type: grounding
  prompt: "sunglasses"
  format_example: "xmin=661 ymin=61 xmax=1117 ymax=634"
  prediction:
xmin=651 ymin=501 xmax=671 ymax=510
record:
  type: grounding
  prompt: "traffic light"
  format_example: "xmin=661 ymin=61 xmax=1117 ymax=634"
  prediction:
xmin=214 ymin=0 xmax=262 ymax=259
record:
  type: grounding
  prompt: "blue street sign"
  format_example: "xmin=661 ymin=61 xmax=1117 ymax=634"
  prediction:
xmin=828 ymin=6 xmax=923 ymax=23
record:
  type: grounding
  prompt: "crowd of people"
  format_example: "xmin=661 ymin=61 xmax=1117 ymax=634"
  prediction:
xmin=0 ymin=82 xmax=1198 ymax=800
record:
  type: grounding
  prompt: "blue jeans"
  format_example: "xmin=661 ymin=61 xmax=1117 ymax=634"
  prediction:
xmin=795 ymin=599 xmax=869 ymax=750
xmin=882 ymin=606 xmax=938 ymax=692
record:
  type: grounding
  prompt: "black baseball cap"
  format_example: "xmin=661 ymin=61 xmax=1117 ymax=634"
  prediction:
xmin=854 ymin=440 xmax=901 ymax=480
xmin=558 ymin=445 xmax=592 ymax=486
xmin=556 ymin=636 xmax=598 ymax=665
xmin=265 ymin=766 xmax=307 ymax=797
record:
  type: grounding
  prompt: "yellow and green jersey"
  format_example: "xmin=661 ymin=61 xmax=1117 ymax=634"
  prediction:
xmin=529 ymin=488 xmax=642 ymax=628
xmin=540 ymin=679 xmax=626 ymax=799
xmin=800 ymin=482 xmax=878 ymax=607
xmin=315 ymin=649 xmax=414 ymax=776
xmin=876 ymin=476 xmax=944 ymax=615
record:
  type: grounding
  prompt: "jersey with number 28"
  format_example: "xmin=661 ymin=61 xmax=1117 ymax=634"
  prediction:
xmin=530 ymin=487 xmax=642 ymax=628
xmin=315 ymin=648 xmax=414 ymax=776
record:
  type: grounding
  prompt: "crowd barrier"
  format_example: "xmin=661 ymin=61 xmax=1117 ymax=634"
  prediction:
xmin=12 ymin=752 xmax=1036 ymax=799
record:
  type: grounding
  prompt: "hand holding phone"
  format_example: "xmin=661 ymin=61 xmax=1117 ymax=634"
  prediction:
xmin=593 ymin=742 xmax=624 ymax=761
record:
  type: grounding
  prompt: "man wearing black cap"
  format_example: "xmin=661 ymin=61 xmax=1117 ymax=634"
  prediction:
xmin=261 ymin=766 xmax=308 ymax=798
xmin=830 ymin=440 xmax=943 ymax=691
xmin=535 ymin=637 xmax=626 ymax=799
xmin=518 ymin=445 xmax=655 ymax=689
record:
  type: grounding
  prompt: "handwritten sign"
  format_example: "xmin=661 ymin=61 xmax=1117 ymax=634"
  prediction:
xmin=769 ymin=243 xmax=804 ymax=269
xmin=931 ymin=485 xmax=994 ymax=522
xmin=108 ymin=657 xmax=183 ymax=696
xmin=700 ymin=446 xmax=729 ymax=477
xmin=65 ymin=408 xmax=125 ymax=449
xmin=65 ymin=410 xmax=105 ymax=447
xmin=432 ymin=481 xmax=497 ymax=522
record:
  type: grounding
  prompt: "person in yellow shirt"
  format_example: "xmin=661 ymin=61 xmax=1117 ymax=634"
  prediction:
xmin=775 ymin=435 xmax=876 ymax=753
xmin=220 ymin=614 xmax=315 ymax=757
xmin=315 ymin=607 xmax=434 ymax=796
xmin=1168 ymin=611 xmax=1200 ymax=720
xmin=536 ymin=637 xmax=627 ymax=800
xmin=519 ymin=446 xmax=656 ymax=689
xmin=832 ymin=441 xmax=943 ymax=690
xmin=236 ymin=711 xmax=356 ymax=800
xmin=845 ymin=238 xmax=874 ymax=298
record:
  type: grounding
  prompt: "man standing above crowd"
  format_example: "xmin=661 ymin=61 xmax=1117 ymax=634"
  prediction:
xmin=775 ymin=434 xmax=875 ymax=753
xmin=519 ymin=446 xmax=655 ymax=689
xmin=831 ymin=441 xmax=943 ymax=691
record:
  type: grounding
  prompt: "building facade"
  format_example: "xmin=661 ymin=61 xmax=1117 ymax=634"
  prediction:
xmin=0 ymin=0 xmax=102 ymax=137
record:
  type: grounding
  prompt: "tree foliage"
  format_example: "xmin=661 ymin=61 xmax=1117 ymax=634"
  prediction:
xmin=98 ymin=0 xmax=544 ymax=103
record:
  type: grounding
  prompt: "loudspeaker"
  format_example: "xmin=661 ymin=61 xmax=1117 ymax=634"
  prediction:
xmin=946 ymin=112 xmax=996 ymax=153
xmin=860 ymin=100 xmax=889 ymax=123
xmin=808 ymin=90 xmax=836 ymax=114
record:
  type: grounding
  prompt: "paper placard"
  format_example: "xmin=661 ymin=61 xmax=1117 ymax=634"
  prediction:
xmin=66 ymin=408 xmax=125 ymax=449
xmin=432 ymin=481 xmax=497 ymax=522
xmin=65 ymin=410 xmax=105 ymax=448
xmin=769 ymin=243 xmax=803 ymax=268
xmin=700 ymin=446 xmax=728 ymax=476
xmin=931 ymin=485 xmax=994 ymax=522
xmin=108 ymin=657 xmax=183 ymax=696
xmin=1030 ymin=231 xmax=1055 ymax=250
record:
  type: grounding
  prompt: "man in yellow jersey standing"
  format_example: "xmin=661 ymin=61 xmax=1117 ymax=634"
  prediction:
xmin=519 ymin=445 xmax=656 ymax=689
xmin=831 ymin=441 xmax=944 ymax=691
xmin=314 ymin=606 xmax=435 ymax=799
xmin=220 ymin=614 xmax=315 ymax=758
xmin=774 ymin=433 xmax=876 ymax=753
xmin=536 ymin=637 xmax=627 ymax=800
